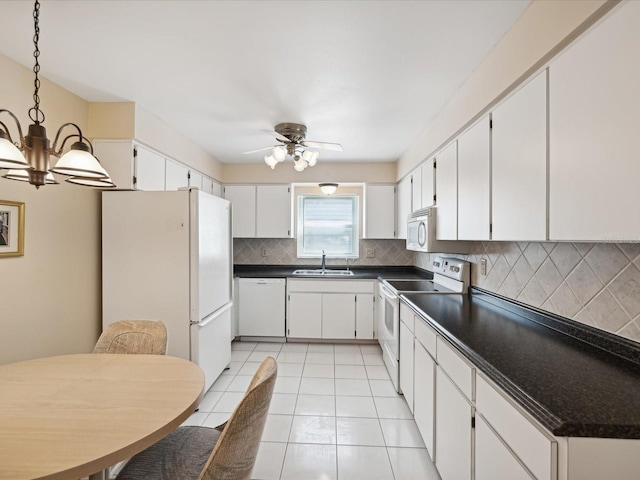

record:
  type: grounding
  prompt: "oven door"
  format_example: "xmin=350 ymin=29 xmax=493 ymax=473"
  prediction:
xmin=378 ymin=283 xmax=400 ymax=391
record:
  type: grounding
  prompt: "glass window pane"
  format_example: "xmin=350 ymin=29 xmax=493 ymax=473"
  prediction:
xmin=297 ymin=195 xmax=359 ymax=258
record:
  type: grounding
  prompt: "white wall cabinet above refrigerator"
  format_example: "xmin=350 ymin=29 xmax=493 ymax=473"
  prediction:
xmin=93 ymin=139 xmax=219 ymax=194
xmin=224 ymin=184 xmax=292 ymax=239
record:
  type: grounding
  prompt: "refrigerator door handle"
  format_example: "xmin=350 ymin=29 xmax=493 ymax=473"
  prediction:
xmin=192 ymin=303 xmax=233 ymax=327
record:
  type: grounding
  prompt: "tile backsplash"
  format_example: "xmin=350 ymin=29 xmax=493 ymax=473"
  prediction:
xmin=416 ymin=242 xmax=640 ymax=344
xmin=234 ymin=238 xmax=414 ymax=267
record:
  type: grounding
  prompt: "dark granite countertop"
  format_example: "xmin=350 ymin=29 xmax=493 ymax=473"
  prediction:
xmin=234 ymin=264 xmax=432 ymax=280
xmin=402 ymin=288 xmax=640 ymax=439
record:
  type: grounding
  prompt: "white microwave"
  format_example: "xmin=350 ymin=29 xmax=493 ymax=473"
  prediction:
xmin=406 ymin=207 xmax=472 ymax=254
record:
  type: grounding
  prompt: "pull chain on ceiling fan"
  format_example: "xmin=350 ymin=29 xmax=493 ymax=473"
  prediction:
xmin=244 ymin=123 xmax=343 ymax=171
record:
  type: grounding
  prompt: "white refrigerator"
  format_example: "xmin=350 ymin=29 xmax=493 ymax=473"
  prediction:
xmin=102 ymin=189 xmax=232 ymax=391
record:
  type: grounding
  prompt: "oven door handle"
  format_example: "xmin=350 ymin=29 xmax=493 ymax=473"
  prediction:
xmin=379 ymin=284 xmax=398 ymax=301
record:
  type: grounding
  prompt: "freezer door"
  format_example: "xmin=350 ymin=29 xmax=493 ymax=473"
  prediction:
xmin=191 ymin=304 xmax=232 ymax=392
xmin=191 ymin=190 xmax=232 ymax=323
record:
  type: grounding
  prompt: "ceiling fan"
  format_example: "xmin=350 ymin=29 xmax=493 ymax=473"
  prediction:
xmin=244 ymin=123 xmax=343 ymax=171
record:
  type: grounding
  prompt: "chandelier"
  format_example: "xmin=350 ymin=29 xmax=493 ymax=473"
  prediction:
xmin=0 ymin=0 xmax=114 ymax=189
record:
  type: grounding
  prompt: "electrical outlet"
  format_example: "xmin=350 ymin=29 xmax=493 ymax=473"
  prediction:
xmin=261 ymin=248 xmax=267 ymax=257
xmin=366 ymin=248 xmax=375 ymax=258
xmin=480 ymin=258 xmax=487 ymax=276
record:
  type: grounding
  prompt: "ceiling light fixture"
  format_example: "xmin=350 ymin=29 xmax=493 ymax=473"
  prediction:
xmin=319 ymin=183 xmax=338 ymax=195
xmin=0 ymin=0 xmax=114 ymax=189
xmin=264 ymin=145 xmax=319 ymax=172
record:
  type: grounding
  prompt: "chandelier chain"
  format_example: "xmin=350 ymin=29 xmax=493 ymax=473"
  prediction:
xmin=29 ymin=0 xmax=45 ymax=125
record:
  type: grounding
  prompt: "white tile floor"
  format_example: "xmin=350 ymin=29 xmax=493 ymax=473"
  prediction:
xmin=183 ymin=341 xmax=441 ymax=480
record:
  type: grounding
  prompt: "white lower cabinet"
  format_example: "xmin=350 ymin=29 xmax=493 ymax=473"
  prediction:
xmin=322 ymin=294 xmax=356 ymax=339
xmin=287 ymin=293 xmax=322 ymax=338
xmin=414 ymin=339 xmax=436 ymax=460
xmin=476 ymin=416 xmax=532 ymax=480
xmin=435 ymin=366 xmax=473 ymax=480
xmin=286 ymin=280 xmax=374 ymax=340
xmin=399 ymin=320 xmax=414 ymax=414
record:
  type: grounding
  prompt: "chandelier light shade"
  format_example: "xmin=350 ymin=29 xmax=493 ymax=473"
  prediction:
xmin=0 ymin=0 xmax=114 ymax=189
xmin=319 ymin=183 xmax=338 ymax=195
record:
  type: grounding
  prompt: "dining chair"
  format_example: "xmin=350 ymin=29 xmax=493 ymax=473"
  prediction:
xmin=93 ymin=320 xmax=168 ymax=355
xmin=116 ymin=356 xmax=278 ymax=480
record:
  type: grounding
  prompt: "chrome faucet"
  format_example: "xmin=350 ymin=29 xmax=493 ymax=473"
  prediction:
xmin=321 ymin=250 xmax=326 ymax=272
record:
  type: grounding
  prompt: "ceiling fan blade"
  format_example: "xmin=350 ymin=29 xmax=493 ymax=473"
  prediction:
xmin=243 ymin=146 xmax=275 ymax=155
xmin=302 ymin=140 xmax=343 ymax=152
xmin=262 ymin=129 xmax=291 ymax=143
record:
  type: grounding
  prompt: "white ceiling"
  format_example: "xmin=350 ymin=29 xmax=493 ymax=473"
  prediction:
xmin=0 ymin=1 xmax=530 ymax=165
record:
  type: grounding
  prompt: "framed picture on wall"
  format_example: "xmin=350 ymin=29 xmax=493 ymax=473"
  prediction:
xmin=0 ymin=200 xmax=25 ymax=258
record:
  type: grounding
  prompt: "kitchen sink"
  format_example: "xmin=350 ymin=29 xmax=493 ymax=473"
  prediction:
xmin=292 ymin=269 xmax=354 ymax=276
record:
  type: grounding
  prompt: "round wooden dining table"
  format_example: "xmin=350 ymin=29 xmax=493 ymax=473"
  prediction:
xmin=0 ymin=353 xmax=204 ymax=480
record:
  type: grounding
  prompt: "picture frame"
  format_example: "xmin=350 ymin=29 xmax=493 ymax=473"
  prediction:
xmin=0 ymin=200 xmax=25 ymax=258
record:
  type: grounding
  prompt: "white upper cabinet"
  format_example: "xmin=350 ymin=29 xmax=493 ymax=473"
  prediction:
xmin=421 ymin=158 xmax=435 ymax=210
xmin=202 ymin=176 xmax=214 ymax=195
xmin=135 ymin=145 xmax=166 ymax=191
xmin=165 ymin=159 xmax=190 ymax=191
xmin=457 ymin=116 xmax=491 ymax=240
xmin=435 ymin=141 xmax=458 ymax=240
xmin=411 ymin=161 xmax=435 ymax=213
xmin=211 ymin=181 xmax=222 ymax=198
xmin=224 ymin=184 xmax=291 ymax=238
xmin=224 ymin=185 xmax=257 ymax=238
xmin=256 ymin=185 xmax=291 ymax=238
xmin=396 ymin=176 xmax=412 ymax=239
xmin=365 ymin=184 xmax=396 ymax=239
xmin=549 ymin=1 xmax=640 ymax=241
xmin=493 ymin=70 xmax=547 ymax=241
xmin=189 ymin=170 xmax=204 ymax=190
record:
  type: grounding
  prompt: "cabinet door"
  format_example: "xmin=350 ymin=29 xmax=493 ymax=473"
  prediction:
xmin=396 ymin=176 xmax=411 ymax=239
xmin=165 ymin=159 xmax=189 ymax=191
xmin=211 ymin=181 xmax=222 ymax=198
xmin=288 ymin=293 xmax=322 ymax=338
xmin=399 ymin=321 xmax=414 ymax=414
xmin=322 ymin=294 xmax=356 ymax=339
xmin=135 ymin=145 xmax=165 ymax=191
xmin=435 ymin=367 xmax=473 ymax=480
xmin=411 ymin=168 xmax=423 ymax=212
xmin=189 ymin=170 xmax=204 ymax=190
xmin=476 ymin=416 xmax=532 ymax=480
xmin=365 ymin=185 xmax=396 ymax=239
xmin=549 ymin=1 xmax=640 ymax=241
xmin=414 ymin=340 xmax=436 ymax=460
xmin=355 ymin=294 xmax=374 ymax=339
xmin=458 ymin=116 xmax=490 ymax=240
xmin=421 ymin=159 xmax=435 ymax=209
xmin=435 ymin=141 xmax=458 ymax=240
xmin=256 ymin=185 xmax=291 ymax=238
xmin=224 ymin=185 xmax=256 ymax=238
xmin=493 ymin=71 xmax=547 ymax=241
xmin=202 ymin=177 xmax=214 ymax=195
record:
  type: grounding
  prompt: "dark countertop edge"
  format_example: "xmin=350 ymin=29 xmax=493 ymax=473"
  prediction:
xmin=401 ymin=289 xmax=640 ymax=439
xmin=233 ymin=264 xmax=433 ymax=280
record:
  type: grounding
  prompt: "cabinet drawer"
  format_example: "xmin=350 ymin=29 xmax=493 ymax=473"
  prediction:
xmin=414 ymin=317 xmax=437 ymax=358
xmin=287 ymin=279 xmax=373 ymax=293
xmin=400 ymin=303 xmax=414 ymax=333
xmin=476 ymin=374 xmax=556 ymax=480
xmin=436 ymin=337 xmax=475 ymax=401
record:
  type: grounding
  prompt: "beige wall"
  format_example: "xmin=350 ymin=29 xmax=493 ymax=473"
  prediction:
xmin=0 ymin=54 xmax=102 ymax=364
xmin=397 ymin=0 xmax=615 ymax=180
xmin=222 ymin=161 xmax=396 ymax=184
xmin=87 ymin=102 xmax=135 ymax=139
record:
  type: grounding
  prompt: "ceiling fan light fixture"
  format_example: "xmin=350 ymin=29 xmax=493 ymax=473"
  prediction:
xmin=293 ymin=158 xmax=307 ymax=172
xmin=264 ymin=154 xmax=278 ymax=169
xmin=273 ymin=145 xmax=287 ymax=162
xmin=319 ymin=183 xmax=338 ymax=195
xmin=307 ymin=150 xmax=319 ymax=167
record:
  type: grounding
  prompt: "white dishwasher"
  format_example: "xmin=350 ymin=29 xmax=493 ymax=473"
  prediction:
xmin=238 ymin=278 xmax=286 ymax=337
